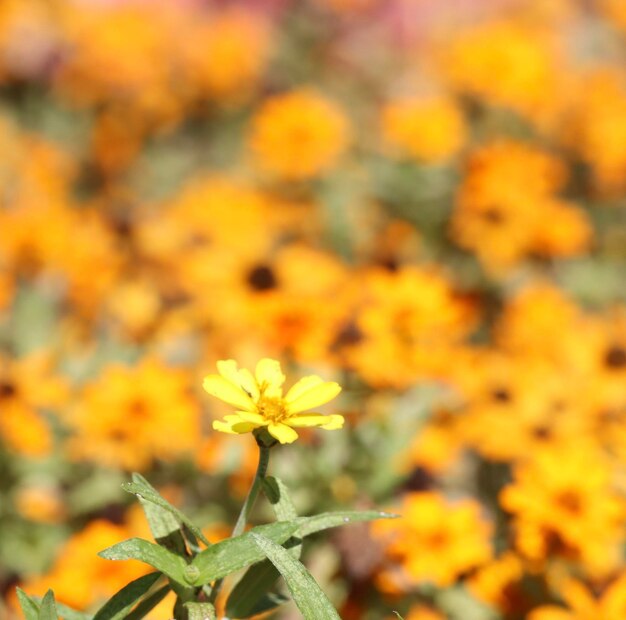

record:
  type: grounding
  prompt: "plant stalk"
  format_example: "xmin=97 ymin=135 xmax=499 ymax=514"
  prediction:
xmin=208 ymin=441 xmax=271 ymax=605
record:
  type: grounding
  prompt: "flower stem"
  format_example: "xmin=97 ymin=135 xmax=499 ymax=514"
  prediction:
xmin=232 ymin=442 xmax=271 ymax=537
xmin=209 ymin=440 xmax=271 ymax=605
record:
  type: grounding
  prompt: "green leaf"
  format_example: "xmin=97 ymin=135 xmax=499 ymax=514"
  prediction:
xmin=189 ymin=521 xmax=300 ymax=586
xmin=38 ymin=590 xmax=58 ymax=620
xmin=227 ymin=591 xmax=290 ymax=620
xmin=224 ymin=558 xmax=284 ymax=619
xmin=393 ymin=613 xmax=405 ymax=620
xmin=262 ymin=477 xmax=298 ymax=521
xmin=250 ymin=534 xmax=341 ymax=620
xmin=29 ymin=597 xmax=92 ymax=620
xmin=225 ymin=477 xmax=300 ymax=618
xmin=93 ymin=572 xmax=162 ymax=620
xmin=98 ymin=539 xmax=188 ymax=585
xmin=124 ymin=586 xmax=171 ymax=620
xmin=296 ymin=510 xmax=397 ymax=538
xmin=16 ymin=588 xmax=40 ymax=620
xmin=184 ymin=602 xmax=217 ymax=620
xmin=48 ymin=602 xmax=92 ymax=620
xmin=125 ymin=474 xmax=209 ymax=547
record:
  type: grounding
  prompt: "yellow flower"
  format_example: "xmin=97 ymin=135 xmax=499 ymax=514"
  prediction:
xmin=204 ymin=358 xmax=343 ymax=444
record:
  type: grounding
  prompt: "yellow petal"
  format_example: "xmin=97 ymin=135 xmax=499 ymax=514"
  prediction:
xmin=267 ymin=423 xmax=298 ymax=444
xmin=321 ymin=414 xmax=344 ymax=430
xmin=255 ymin=359 xmax=285 ymax=397
xmin=213 ymin=420 xmax=236 ymax=434
xmin=217 ymin=360 xmax=260 ymax=400
xmin=217 ymin=359 xmax=240 ymax=384
xmin=238 ymin=368 xmax=260 ymax=400
xmin=285 ymin=376 xmax=324 ymax=403
xmin=284 ymin=413 xmax=331 ymax=428
xmin=286 ymin=381 xmax=341 ymax=414
xmin=231 ymin=421 xmax=261 ymax=433
xmin=203 ymin=375 xmax=255 ymax=410
xmin=236 ymin=411 xmax=266 ymax=425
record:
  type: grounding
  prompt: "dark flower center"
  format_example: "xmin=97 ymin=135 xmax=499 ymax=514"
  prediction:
xmin=0 ymin=382 xmax=17 ymax=399
xmin=247 ymin=264 xmax=278 ymax=291
xmin=604 ymin=346 xmax=626 ymax=369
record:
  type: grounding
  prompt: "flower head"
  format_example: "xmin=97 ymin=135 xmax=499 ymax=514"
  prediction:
xmin=204 ymin=358 xmax=343 ymax=444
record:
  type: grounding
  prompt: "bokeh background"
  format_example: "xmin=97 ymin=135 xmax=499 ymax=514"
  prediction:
xmin=0 ymin=0 xmax=625 ymax=618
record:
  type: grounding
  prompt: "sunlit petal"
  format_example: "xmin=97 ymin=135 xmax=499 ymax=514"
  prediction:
xmin=256 ymin=358 xmax=285 ymax=397
xmin=285 ymin=376 xmax=324 ymax=403
xmin=212 ymin=420 xmax=237 ymax=434
xmin=320 ymin=414 xmax=344 ymax=430
xmin=217 ymin=360 xmax=260 ymax=400
xmin=287 ymin=381 xmax=341 ymax=414
xmin=267 ymin=423 xmax=298 ymax=444
xmin=203 ymin=375 xmax=255 ymax=410
xmin=231 ymin=421 xmax=261 ymax=433
xmin=236 ymin=411 xmax=265 ymax=424
xmin=284 ymin=413 xmax=330 ymax=428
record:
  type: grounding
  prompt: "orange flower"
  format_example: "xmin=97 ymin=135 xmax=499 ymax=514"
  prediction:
xmin=529 ymin=574 xmax=626 ymax=620
xmin=381 ymin=95 xmax=467 ymax=163
xmin=0 ymin=352 xmax=68 ymax=458
xmin=373 ymin=491 xmax=492 ymax=587
xmin=181 ymin=9 xmax=270 ymax=101
xmin=18 ymin=516 xmax=150 ymax=610
xmin=66 ymin=359 xmax=201 ymax=469
xmin=249 ymin=89 xmax=350 ymax=180
xmin=500 ymin=444 xmax=626 ymax=576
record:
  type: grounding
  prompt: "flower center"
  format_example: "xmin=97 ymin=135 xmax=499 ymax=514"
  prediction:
xmin=258 ymin=396 xmax=288 ymax=423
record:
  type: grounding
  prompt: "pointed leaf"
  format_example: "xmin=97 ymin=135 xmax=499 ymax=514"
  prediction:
xmin=227 ymin=591 xmax=290 ymax=619
xmin=225 ymin=563 xmax=289 ymax=619
xmin=124 ymin=475 xmax=208 ymax=547
xmin=98 ymin=539 xmax=188 ymax=585
xmin=262 ymin=477 xmax=297 ymax=521
xmin=250 ymin=534 xmax=341 ymax=620
xmin=29 ymin=597 xmax=91 ymax=620
xmin=226 ymin=478 xmax=300 ymax=619
xmin=48 ymin=603 xmax=92 ymax=620
xmin=296 ymin=510 xmax=397 ymax=538
xmin=225 ymin=509 xmax=394 ymax=617
xmin=38 ymin=591 xmax=58 ymax=620
xmin=124 ymin=585 xmax=171 ymax=620
xmin=93 ymin=572 xmax=162 ymax=620
xmin=184 ymin=602 xmax=216 ymax=620
xmin=188 ymin=521 xmax=300 ymax=586
xmin=129 ymin=475 xmax=188 ymax=556
xmin=16 ymin=588 xmax=40 ymax=620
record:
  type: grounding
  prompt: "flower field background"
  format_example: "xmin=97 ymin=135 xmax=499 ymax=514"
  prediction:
xmin=0 ymin=0 xmax=626 ymax=618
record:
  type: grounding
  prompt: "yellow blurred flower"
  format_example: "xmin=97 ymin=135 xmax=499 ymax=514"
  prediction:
xmin=373 ymin=491 xmax=492 ymax=588
xmin=529 ymin=574 xmax=626 ymax=620
xmin=249 ymin=89 xmax=350 ymax=180
xmin=381 ymin=95 xmax=467 ymax=163
xmin=500 ymin=444 xmax=626 ymax=576
xmin=66 ymin=359 xmax=201 ymax=470
xmin=204 ymin=358 xmax=343 ymax=444
xmin=18 ymin=516 xmax=150 ymax=610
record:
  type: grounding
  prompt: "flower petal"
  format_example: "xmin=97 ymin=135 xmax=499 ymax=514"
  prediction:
xmin=217 ymin=360 xmax=260 ymax=400
xmin=284 ymin=413 xmax=332 ymax=428
xmin=203 ymin=375 xmax=255 ymax=410
xmin=285 ymin=375 xmax=324 ymax=403
xmin=320 ymin=414 xmax=344 ymax=430
xmin=255 ymin=358 xmax=285 ymax=397
xmin=213 ymin=420 xmax=237 ymax=434
xmin=231 ymin=421 xmax=261 ymax=433
xmin=286 ymin=381 xmax=342 ymax=414
xmin=267 ymin=423 xmax=298 ymax=444
xmin=236 ymin=411 xmax=266 ymax=425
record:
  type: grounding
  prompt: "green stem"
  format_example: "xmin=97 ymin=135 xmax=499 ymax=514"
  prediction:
xmin=209 ymin=441 xmax=271 ymax=605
